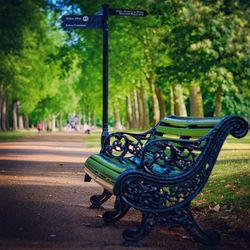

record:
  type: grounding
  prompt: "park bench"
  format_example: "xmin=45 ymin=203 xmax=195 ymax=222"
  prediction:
xmin=84 ymin=115 xmax=249 ymax=245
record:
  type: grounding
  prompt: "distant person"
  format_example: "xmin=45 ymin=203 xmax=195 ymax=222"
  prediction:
xmin=83 ymin=123 xmax=90 ymax=134
xmin=70 ymin=115 xmax=79 ymax=131
xmin=37 ymin=123 xmax=43 ymax=132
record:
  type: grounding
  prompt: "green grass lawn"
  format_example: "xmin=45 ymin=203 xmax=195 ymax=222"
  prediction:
xmin=196 ymin=134 xmax=250 ymax=211
xmin=0 ymin=130 xmax=35 ymax=142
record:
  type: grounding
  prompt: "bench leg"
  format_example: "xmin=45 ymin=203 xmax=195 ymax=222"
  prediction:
xmin=122 ymin=212 xmax=157 ymax=245
xmin=103 ymin=197 xmax=130 ymax=224
xmin=181 ymin=207 xmax=221 ymax=245
xmin=89 ymin=189 xmax=112 ymax=209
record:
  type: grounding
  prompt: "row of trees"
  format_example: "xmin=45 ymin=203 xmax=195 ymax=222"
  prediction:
xmin=0 ymin=0 xmax=81 ymax=130
xmin=0 ymin=0 xmax=249 ymax=131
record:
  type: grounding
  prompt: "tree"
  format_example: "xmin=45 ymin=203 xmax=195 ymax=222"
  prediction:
xmin=152 ymin=0 xmax=250 ymax=118
xmin=0 ymin=0 xmax=52 ymax=129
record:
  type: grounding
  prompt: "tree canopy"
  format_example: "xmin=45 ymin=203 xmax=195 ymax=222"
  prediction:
xmin=0 ymin=0 xmax=249 ymax=131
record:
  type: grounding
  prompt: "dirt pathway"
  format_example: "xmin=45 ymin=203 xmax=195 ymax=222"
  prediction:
xmin=0 ymin=133 xmax=248 ymax=249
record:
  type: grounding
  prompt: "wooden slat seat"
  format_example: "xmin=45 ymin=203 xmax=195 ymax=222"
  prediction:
xmin=152 ymin=116 xmax=223 ymax=139
xmin=85 ymin=154 xmax=140 ymax=191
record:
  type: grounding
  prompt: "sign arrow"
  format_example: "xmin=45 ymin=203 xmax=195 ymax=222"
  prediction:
xmin=61 ymin=22 xmax=102 ymax=29
xmin=108 ymin=8 xmax=148 ymax=17
xmin=61 ymin=15 xmax=102 ymax=29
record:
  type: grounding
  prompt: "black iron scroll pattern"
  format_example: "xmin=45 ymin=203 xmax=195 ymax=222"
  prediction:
xmin=116 ymin=116 xmax=249 ymax=212
xmin=112 ymin=116 xmax=248 ymax=245
xmin=140 ymin=139 xmax=204 ymax=176
xmin=119 ymin=168 xmax=208 ymax=212
xmin=101 ymin=130 xmax=153 ymax=158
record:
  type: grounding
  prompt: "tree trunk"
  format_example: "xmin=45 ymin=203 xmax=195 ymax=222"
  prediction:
xmin=133 ymin=89 xmax=139 ymax=128
xmin=136 ymin=88 xmax=143 ymax=129
xmin=1 ymin=96 xmax=7 ymax=130
xmin=93 ymin=112 xmax=96 ymax=127
xmin=169 ymin=85 xmax=175 ymax=115
xmin=6 ymin=98 xmax=9 ymax=130
xmin=18 ymin=115 xmax=24 ymax=130
xmin=83 ymin=113 xmax=88 ymax=128
xmin=24 ymin=114 xmax=29 ymax=129
xmin=173 ymin=84 xmax=187 ymax=116
xmin=113 ymin=102 xmax=122 ymax=130
xmin=78 ymin=113 xmax=82 ymax=126
xmin=52 ymin=114 xmax=56 ymax=132
xmin=130 ymin=92 xmax=135 ymax=128
xmin=0 ymin=84 xmax=3 ymax=130
xmin=43 ymin=120 xmax=46 ymax=131
xmin=130 ymin=92 xmax=137 ymax=128
xmin=82 ymin=113 xmax=86 ymax=125
xmin=59 ymin=112 xmax=63 ymax=131
xmin=126 ymin=96 xmax=132 ymax=128
xmin=149 ymin=81 xmax=160 ymax=124
xmin=140 ymin=82 xmax=149 ymax=129
xmin=13 ymin=101 xmax=18 ymax=130
xmin=189 ymin=81 xmax=204 ymax=117
xmin=81 ymin=113 xmax=85 ymax=125
xmin=155 ymin=86 xmax=166 ymax=118
xmin=143 ymin=33 xmax=160 ymax=124
xmin=0 ymin=97 xmax=2 ymax=131
xmin=88 ymin=112 xmax=91 ymax=127
xmin=214 ymin=83 xmax=222 ymax=117
xmin=17 ymin=101 xmax=24 ymax=130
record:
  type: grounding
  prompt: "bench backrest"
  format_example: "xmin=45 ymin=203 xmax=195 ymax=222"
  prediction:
xmin=151 ymin=115 xmax=223 ymax=140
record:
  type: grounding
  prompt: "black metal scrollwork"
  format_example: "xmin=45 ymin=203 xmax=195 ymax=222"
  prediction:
xmin=140 ymin=139 xmax=203 ymax=176
xmin=115 ymin=116 xmax=249 ymax=213
xmin=109 ymin=115 xmax=248 ymax=245
xmin=115 ymin=165 xmax=210 ymax=213
xmin=101 ymin=130 xmax=153 ymax=158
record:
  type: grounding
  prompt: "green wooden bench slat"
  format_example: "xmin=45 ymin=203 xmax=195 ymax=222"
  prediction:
xmin=156 ymin=126 xmax=212 ymax=137
xmin=162 ymin=116 xmax=222 ymax=127
xmin=85 ymin=154 xmax=138 ymax=185
xmin=91 ymin=154 xmax=136 ymax=172
xmin=86 ymin=158 xmax=120 ymax=179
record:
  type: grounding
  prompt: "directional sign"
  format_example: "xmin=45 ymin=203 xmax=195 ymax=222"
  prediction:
xmin=61 ymin=15 xmax=102 ymax=29
xmin=108 ymin=8 xmax=148 ymax=17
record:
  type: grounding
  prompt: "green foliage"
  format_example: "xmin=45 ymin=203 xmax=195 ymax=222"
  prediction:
xmin=1 ymin=0 xmax=249 ymax=127
xmin=153 ymin=0 xmax=250 ymax=116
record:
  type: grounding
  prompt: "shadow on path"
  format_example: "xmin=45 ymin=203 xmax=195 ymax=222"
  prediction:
xmin=0 ymin=133 xmax=248 ymax=249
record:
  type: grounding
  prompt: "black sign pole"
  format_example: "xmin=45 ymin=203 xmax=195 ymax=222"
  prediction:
xmin=101 ymin=4 xmax=109 ymax=146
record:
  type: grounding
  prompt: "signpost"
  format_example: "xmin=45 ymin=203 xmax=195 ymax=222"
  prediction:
xmin=102 ymin=4 xmax=109 ymax=146
xmin=108 ymin=8 xmax=148 ymax=17
xmin=61 ymin=15 xmax=102 ymax=29
xmin=61 ymin=4 xmax=148 ymax=146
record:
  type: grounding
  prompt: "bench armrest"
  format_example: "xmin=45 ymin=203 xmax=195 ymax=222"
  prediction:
xmin=101 ymin=129 xmax=153 ymax=158
xmin=113 ymin=169 xmax=198 ymax=212
xmin=139 ymin=138 xmax=203 ymax=176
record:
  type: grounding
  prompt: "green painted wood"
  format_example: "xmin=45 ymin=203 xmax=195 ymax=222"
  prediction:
xmin=84 ymin=153 xmax=139 ymax=186
xmin=161 ymin=116 xmax=222 ymax=127
xmin=91 ymin=154 xmax=135 ymax=172
xmin=156 ymin=126 xmax=212 ymax=137
xmin=85 ymin=158 xmax=120 ymax=182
